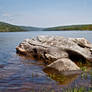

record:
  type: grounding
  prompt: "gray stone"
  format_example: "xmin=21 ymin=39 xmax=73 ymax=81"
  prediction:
xmin=16 ymin=36 xmax=92 ymax=73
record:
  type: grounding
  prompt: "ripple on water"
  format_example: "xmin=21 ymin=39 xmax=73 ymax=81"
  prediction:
xmin=0 ymin=31 xmax=92 ymax=92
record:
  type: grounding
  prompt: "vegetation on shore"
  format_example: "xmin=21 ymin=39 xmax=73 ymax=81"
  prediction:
xmin=44 ymin=24 xmax=92 ymax=31
xmin=1 ymin=21 xmax=92 ymax=32
xmin=0 ymin=22 xmax=42 ymax=32
xmin=0 ymin=22 xmax=26 ymax=32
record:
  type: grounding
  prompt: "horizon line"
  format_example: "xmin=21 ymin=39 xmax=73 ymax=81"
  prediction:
xmin=0 ymin=21 xmax=92 ymax=28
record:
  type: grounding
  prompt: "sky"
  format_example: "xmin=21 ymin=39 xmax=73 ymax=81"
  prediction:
xmin=0 ymin=0 xmax=92 ymax=27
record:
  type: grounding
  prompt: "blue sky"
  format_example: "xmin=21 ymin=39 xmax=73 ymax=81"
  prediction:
xmin=0 ymin=0 xmax=92 ymax=27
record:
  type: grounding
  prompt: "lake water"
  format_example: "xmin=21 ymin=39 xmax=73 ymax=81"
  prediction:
xmin=0 ymin=31 xmax=92 ymax=92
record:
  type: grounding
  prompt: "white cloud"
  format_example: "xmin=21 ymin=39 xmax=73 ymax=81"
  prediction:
xmin=0 ymin=11 xmax=15 ymax=22
xmin=2 ymin=13 xmax=11 ymax=17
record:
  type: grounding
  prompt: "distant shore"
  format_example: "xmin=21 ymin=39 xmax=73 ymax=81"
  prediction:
xmin=44 ymin=24 xmax=92 ymax=31
xmin=0 ymin=21 xmax=92 ymax=32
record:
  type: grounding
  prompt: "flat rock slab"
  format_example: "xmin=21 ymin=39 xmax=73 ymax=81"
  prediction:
xmin=16 ymin=36 xmax=92 ymax=74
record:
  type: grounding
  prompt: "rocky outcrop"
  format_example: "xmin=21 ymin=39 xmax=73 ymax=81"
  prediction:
xmin=16 ymin=36 xmax=92 ymax=73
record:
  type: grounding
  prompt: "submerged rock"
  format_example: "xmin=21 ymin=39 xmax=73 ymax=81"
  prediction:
xmin=16 ymin=36 xmax=92 ymax=73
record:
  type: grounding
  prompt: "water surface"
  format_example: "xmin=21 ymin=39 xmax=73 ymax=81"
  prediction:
xmin=0 ymin=31 xmax=92 ymax=92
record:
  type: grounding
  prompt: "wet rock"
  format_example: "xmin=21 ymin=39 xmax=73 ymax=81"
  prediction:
xmin=16 ymin=36 xmax=92 ymax=73
xmin=47 ymin=58 xmax=80 ymax=72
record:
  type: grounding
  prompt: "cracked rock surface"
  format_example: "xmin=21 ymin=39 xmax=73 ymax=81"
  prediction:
xmin=16 ymin=36 xmax=92 ymax=73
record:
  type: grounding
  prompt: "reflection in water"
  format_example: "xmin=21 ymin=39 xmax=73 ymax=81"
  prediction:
xmin=43 ymin=67 xmax=79 ymax=85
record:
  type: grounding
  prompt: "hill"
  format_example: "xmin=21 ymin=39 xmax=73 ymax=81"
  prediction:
xmin=0 ymin=22 xmax=43 ymax=32
xmin=44 ymin=24 xmax=92 ymax=31
xmin=1 ymin=22 xmax=92 ymax=32
xmin=0 ymin=22 xmax=25 ymax=32
xmin=20 ymin=26 xmax=43 ymax=31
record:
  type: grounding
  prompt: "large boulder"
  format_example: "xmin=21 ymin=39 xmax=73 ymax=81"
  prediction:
xmin=16 ymin=36 xmax=92 ymax=73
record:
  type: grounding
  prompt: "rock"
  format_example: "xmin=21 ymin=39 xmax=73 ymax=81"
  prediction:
xmin=16 ymin=36 xmax=92 ymax=73
xmin=47 ymin=58 xmax=80 ymax=72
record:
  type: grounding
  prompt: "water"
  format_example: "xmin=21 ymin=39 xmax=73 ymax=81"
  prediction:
xmin=0 ymin=31 xmax=92 ymax=92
